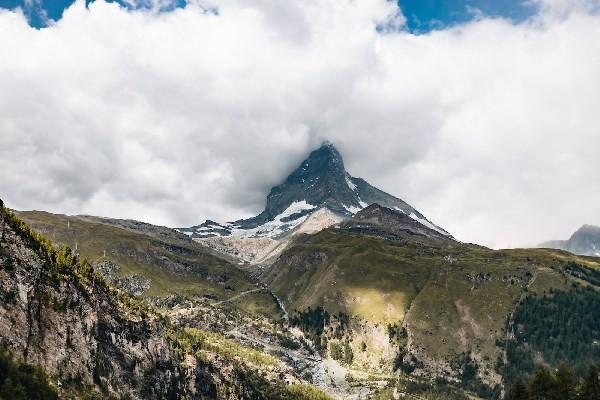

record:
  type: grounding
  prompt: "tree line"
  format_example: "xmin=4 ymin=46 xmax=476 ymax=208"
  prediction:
xmin=505 ymin=362 xmax=599 ymax=400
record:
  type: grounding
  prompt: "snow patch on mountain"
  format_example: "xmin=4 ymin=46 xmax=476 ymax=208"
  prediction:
xmin=196 ymin=207 xmax=344 ymax=265
xmin=408 ymin=212 xmax=449 ymax=236
xmin=231 ymin=200 xmax=316 ymax=238
xmin=343 ymin=204 xmax=362 ymax=214
xmin=346 ymin=175 xmax=357 ymax=191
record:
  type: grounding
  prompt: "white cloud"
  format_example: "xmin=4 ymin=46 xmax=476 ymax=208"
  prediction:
xmin=0 ymin=0 xmax=599 ymax=248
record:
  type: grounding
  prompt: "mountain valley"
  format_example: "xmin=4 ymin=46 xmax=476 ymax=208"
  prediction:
xmin=1 ymin=143 xmax=599 ymax=400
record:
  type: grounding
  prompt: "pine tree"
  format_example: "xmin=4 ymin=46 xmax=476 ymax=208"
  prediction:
xmin=506 ymin=377 xmax=529 ymax=400
xmin=554 ymin=362 xmax=577 ymax=400
xmin=528 ymin=366 xmax=556 ymax=400
xmin=579 ymin=364 xmax=600 ymax=400
xmin=0 ymin=377 xmax=27 ymax=400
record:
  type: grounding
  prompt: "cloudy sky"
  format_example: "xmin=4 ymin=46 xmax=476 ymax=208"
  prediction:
xmin=1 ymin=0 xmax=599 ymax=249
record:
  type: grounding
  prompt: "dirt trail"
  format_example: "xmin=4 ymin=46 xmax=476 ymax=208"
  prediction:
xmin=213 ymin=288 xmax=264 ymax=306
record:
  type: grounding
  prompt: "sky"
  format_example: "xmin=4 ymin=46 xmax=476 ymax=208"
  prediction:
xmin=1 ymin=0 xmax=600 ymax=249
xmin=0 ymin=0 xmax=538 ymax=30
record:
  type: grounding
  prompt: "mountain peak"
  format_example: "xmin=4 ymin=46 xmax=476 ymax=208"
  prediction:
xmin=318 ymin=140 xmax=341 ymax=158
xmin=181 ymin=142 xmax=450 ymax=239
xmin=286 ymin=141 xmax=345 ymax=186
xmin=320 ymin=139 xmax=335 ymax=148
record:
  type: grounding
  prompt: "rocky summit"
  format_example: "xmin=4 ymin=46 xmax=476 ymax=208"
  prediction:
xmin=179 ymin=142 xmax=449 ymax=240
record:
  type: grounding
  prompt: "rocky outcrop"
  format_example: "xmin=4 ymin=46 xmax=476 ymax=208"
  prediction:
xmin=0 ymin=206 xmax=185 ymax=398
xmin=95 ymin=260 xmax=151 ymax=296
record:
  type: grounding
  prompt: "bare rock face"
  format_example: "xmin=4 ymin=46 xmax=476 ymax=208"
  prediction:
xmin=0 ymin=211 xmax=184 ymax=399
xmin=95 ymin=260 xmax=151 ymax=296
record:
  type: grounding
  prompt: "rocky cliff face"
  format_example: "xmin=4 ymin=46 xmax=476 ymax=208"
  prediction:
xmin=0 ymin=205 xmax=184 ymax=399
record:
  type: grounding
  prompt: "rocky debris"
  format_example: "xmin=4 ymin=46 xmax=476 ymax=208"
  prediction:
xmin=194 ymin=208 xmax=344 ymax=267
xmin=95 ymin=260 xmax=151 ymax=296
xmin=196 ymin=236 xmax=281 ymax=265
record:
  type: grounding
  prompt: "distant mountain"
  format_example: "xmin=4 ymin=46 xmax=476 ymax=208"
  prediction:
xmin=539 ymin=224 xmax=600 ymax=256
xmin=180 ymin=141 xmax=450 ymax=239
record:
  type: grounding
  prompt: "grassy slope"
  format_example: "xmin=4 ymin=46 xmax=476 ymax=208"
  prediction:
xmin=264 ymin=229 xmax=599 ymax=380
xmin=264 ymin=230 xmax=438 ymax=325
xmin=17 ymin=211 xmax=281 ymax=316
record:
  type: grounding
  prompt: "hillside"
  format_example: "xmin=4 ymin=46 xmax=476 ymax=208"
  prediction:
xmin=15 ymin=210 xmax=282 ymax=319
xmin=0 ymin=199 xmax=333 ymax=399
xmin=263 ymin=205 xmax=600 ymax=397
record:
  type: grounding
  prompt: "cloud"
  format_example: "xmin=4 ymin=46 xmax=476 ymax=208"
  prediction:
xmin=533 ymin=0 xmax=600 ymax=17
xmin=0 ymin=0 xmax=599 ymax=248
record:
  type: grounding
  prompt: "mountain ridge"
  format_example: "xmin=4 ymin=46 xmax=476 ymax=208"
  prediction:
xmin=342 ymin=203 xmax=453 ymax=240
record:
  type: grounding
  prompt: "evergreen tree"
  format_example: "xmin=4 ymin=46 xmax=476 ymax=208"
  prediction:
xmin=553 ymin=362 xmax=577 ymax=400
xmin=528 ymin=366 xmax=556 ymax=400
xmin=0 ymin=377 xmax=27 ymax=400
xmin=579 ymin=364 xmax=600 ymax=400
xmin=506 ymin=377 xmax=529 ymax=400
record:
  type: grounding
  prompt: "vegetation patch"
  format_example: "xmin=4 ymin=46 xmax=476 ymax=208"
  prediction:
xmin=505 ymin=362 xmax=600 ymax=400
xmin=502 ymin=286 xmax=600 ymax=383
xmin=0 ymin=349 xmax=58 ymax=400
xmin=290 ymin=306 xmax=330 ymax=353
xmin=169 ymin=327 xmax=278 ymax=367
